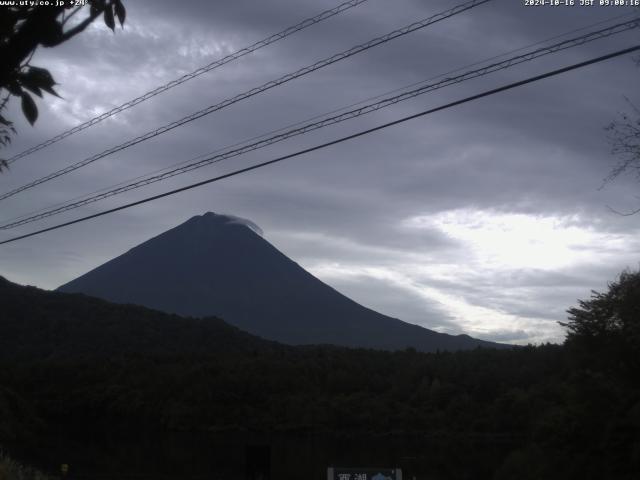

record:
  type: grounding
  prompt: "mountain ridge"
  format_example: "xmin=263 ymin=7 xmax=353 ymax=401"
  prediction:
xmin=0 ymin=274 xmax=277 ymax=360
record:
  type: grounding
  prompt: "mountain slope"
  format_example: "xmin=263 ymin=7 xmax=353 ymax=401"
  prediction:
xmin=58 ymin=212 xmax=505 ymax=352
xmin=0 ymin=275 xmax=275 ymax=360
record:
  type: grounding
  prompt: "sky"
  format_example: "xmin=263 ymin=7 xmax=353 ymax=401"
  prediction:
xmin=1 ymin=0 xmax=639 ymax=344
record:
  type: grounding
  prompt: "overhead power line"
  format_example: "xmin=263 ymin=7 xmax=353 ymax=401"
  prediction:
xmin=0 ymin=0 xmax=492 ymax=203
xmin=5 ymin=0 xmax=372 ymax=165
xmin=14 ymin=10 xmax=631 ymax=226
xmin=1 ymin=19 xmax=636 ymax=230
xmin=1 ymin=44 xmax=637 ymax=246
xmin=27 ymin=3 xmax=633 ymax=228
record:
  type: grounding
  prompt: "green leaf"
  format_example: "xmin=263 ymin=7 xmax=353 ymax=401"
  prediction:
xmin=104 ymin=6 xmax=115 ymax=31
xmin=24 ymin=66 xmax=60 ymax=97
xmin=21 ymin=83 xmax=43 ymax=98
xmin=6 ymin=82 xmax=22 ymax=96
xmin=45 ymin=86 xmax=61 ymax=98
xmin=26 ymin=67 xmax=55 ymax=88
xmin=90 ymin=0 xmax=106 ymax=17
xmin=39 ymin=21 xmax=63 ymax=47
xmin=21 ymin=92 xmax=38 ymax=125
xmin=114 ymin=0 xmax=126 ymax=26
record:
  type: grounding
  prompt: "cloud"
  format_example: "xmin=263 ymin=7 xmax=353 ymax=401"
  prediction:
xmin=1 ymin=0 xmax=638 ymax=345
xmin=223 ymin=214 xmax=264 ymax=236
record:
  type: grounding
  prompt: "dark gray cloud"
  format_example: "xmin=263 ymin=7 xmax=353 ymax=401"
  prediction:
xmin=1 ymin=0 xmax=639 ymax=344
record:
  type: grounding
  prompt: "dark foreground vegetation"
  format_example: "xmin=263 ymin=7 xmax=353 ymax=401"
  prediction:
xmin=0 ymin=451 xmax=52 ymax=480
xmin=0 ymin=271 xmax=639 ymax=479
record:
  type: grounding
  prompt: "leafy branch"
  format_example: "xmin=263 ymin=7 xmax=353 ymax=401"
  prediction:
xmin=0 ymin=0 xmax=126 ymax=152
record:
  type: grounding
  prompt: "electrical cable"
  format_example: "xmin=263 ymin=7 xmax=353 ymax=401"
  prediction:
xmin=1 ymin=44 xmax=636 ymax=246
xmin=2 ymin=19 xmax=636 ymax=230
xmin=4 ymin=0 xmax=372 ymax=164
xmin=0 ymin=0 xmax=492 ymax=202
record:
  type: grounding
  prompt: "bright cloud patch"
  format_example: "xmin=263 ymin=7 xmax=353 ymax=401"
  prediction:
xmin=311 ymin=261 xmax=560 ymax=345
xmin=408 ymin=209 xmax=627 ymax=271
xmin=301 ymin=209 xmax=640 ymax=345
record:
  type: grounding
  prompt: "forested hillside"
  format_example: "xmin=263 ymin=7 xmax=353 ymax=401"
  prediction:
xmin=0 ymin=276 xmax=276 ymax=360
xmin=1 ymin=272 xmax=639 ymax=479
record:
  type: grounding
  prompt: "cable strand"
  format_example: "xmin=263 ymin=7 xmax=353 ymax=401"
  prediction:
xmin=1 ymin=19 xmax=637 ymax=229
xmin=2 ymin=44 xmax=637 ymax=246
xmin=0 ymin=0 xmax=492 ymax=202
xmin=5 ymin=0 xmax=372 ymax=164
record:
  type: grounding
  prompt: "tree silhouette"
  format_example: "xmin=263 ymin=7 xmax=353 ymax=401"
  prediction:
xmin=561 ymin=268 xmax=640 ymax=377
xmin=563 ymin=269 xmax=639 ymax=338
xmin=0 ymin=0 xmax=126 ymax=170
xmin=602 ymin=50 xmax=640 ymax=214
xmin=604 ymin=97 xmax=640 ymax=214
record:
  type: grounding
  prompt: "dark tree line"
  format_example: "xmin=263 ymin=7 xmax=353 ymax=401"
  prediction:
xmin=0 ymin=270 xmax=639 ymax=478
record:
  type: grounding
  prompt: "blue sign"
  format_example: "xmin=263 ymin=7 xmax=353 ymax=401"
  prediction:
xmin=328 ymin=467 xmax=401 ymax=480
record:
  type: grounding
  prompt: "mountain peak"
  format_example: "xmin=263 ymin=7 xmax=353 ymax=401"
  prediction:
xmin=58 ymin=213 xmax=506 ymax=352
xmin=185 ymin=212 xmax=263 ymax=236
